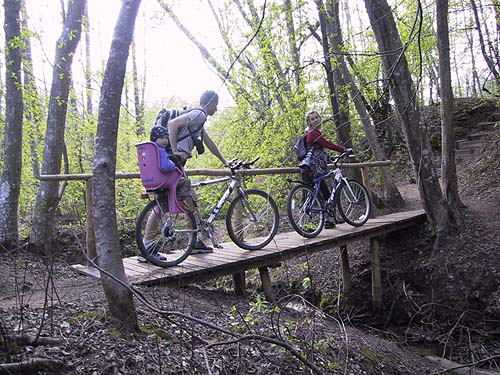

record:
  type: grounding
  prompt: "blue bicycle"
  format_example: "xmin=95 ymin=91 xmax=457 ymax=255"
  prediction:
xmin=287 ymin=151 xmax=371 ymax=238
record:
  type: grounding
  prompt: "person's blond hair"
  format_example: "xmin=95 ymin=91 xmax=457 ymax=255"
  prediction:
xmin=305 ymin=110 xmax=321 ymax=129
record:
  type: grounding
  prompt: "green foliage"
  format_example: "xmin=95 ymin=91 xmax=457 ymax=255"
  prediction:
xmin=302 ymin=276 xmax=311 ymax=289
xmin=227 ymin=294 xmax=279 ymax=333
xmin=12 ymin=0 xmax=500 ymax=251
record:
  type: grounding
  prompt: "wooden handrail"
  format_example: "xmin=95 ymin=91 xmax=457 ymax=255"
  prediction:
xmin=39 ymin=160 xmax=391 ymax=264
xmin=38 ymin=160 xmax=392 ymax=181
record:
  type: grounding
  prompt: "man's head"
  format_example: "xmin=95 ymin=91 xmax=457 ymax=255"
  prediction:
xmin=150 ymin=125 xmax=169 ymax=147
xmin=200 ymin=90 xmax=219 ymax=116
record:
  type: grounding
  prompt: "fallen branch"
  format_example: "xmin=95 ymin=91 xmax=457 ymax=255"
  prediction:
xmin=0 ymin=357 xmax=66 ymax=374
xmin=84 ymin=252 xmax=326 ymax=375
xmin=428 ymin=354 xmax=500 ymax=375
xmin=9 ymin=334 xmax=62 ymax=347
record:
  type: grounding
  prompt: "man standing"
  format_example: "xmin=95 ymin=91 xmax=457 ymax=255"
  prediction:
xmin=167 ymin=90 xmax=229 ymax=252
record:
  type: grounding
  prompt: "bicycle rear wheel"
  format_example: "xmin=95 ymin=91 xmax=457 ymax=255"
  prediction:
xmin=336 ymin=179 xmax=371 ymax=227
xmin=287 ymin=184 xmax=324 ymax=238
xmin=135 ymin=197 xmax=196 ymax=267
xmin=226 ymin=189 xmax=279 ymax=250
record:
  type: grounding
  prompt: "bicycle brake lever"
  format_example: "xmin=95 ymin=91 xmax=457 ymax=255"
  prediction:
xmin=230 ymin=160 xmax=242 ymax=171
xmin=242 ymin=156 xmax=260 ymax=169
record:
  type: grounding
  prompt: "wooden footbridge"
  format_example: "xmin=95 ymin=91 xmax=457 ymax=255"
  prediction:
xmin=73 ymin=209 xmax=426 ymax=310
xmin=41 ymin=160 xmax=426 ymax=310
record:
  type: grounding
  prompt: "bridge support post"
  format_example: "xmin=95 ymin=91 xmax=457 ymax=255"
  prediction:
xmin=230 ymin=189 xmax=246 ymax=295
xmin=340 ymin=245 xmax=352 ymax=295
xmin=85 ymin=178 xmax=97 ymax=265
xmin=258 ymin=267 xmax=275 ymax=301
xmin=370 ymin=237 xmax=382 ymax=312
xmin=233 ymin=272 xmax=246 ymax=296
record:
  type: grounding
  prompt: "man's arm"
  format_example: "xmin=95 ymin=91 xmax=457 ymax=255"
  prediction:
xmin=167 ymin=114 xmax=190 ymax=152
xmin=168 ymin=114 xmax=190 ymax=160
xmin=203 ymin=130 xmax=229 ymax=167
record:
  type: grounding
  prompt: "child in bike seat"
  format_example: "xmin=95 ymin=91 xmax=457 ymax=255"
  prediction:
xmin=150 ymin=125 xmax=176 ymax=172
xmin=150 ymin=124 xmax=192 ymax=209
xmin=301 ymin=110 xmax=350 ymax=228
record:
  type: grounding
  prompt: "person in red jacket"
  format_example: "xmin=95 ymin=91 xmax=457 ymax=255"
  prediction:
xmin=301 ymin=110 xmax=350 ymax=228
xmin=305 ymin=110 xmax=346 ymax=154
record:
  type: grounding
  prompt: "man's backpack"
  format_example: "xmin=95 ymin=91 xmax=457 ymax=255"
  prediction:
xmin=154 ymin=108 xmax=180 ymax=127
xmin=153 ymin=107 xmax=206 ymax=155
xmin=293 ymin=135 xmax=309 ymax=161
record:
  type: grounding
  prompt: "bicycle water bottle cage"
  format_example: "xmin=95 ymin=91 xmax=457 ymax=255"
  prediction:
xmin=135 ymin=141 xmax=185 ymax=213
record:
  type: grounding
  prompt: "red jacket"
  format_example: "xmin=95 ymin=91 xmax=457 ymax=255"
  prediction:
xmin=306 ymin=128 xmax=345 ymax=153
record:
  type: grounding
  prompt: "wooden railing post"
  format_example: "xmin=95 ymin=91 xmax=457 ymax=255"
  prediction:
xmin=340 ymin=245 xmax=352 ymax=295
xmin=232 ymin=272 xmax=246 ymax=296
xmin=232 ymin=189 xmax=246 ymax=295
xmin=85 ymin=178 xmax=97 ymax=266
xmin=258 ymin=266 xmax=275 ymax=301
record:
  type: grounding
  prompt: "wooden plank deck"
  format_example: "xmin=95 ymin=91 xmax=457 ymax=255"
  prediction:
xmin=72 ymin=209 xmax=426 ymax=286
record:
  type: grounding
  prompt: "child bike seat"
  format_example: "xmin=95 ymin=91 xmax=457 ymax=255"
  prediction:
xmin=135 ymin=141 xmax=185 ymax=213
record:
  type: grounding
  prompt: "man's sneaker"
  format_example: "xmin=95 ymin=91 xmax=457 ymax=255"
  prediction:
xmin=137 ymin=240 xmax=167 ymax=263
xmin=191 ymin=240 xmax=213 ymax=254
xmin=145 ymin=239 xmax=173 ymax=254
xmin=325 ymin=221 xmax=336 ymax=229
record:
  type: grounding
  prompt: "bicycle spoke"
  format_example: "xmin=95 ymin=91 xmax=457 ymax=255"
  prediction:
xmin=136 ymin=198 xmax=196 ymax=267
xmin=227 ymin=190 xmax=279 ymax=250
xmin=287 ymin=185 xmax=324 ymax=238
xmin=337 ymin=180 xmax=370 ymax=226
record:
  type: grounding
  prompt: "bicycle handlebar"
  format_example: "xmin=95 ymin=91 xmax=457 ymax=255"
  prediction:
xmin=331 ymin=150 xmax=355 ymax=165
xmin=229 ymin=156 xmax=260 ymax=172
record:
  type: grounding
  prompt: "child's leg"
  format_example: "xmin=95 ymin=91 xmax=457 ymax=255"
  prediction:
xmin=144 ymin=207 xmax=161 ymax=242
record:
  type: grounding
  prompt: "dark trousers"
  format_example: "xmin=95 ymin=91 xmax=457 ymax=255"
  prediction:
xmin=300 ymin=168 xmax=331 ymax=201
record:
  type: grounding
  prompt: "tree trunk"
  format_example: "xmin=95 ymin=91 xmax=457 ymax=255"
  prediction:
xmin=470 ymin=0 xmax=500 ymax=86
xmin=322 ymin=0 xmax=404 ymax=207
xmin=29 ymin=0 xmax=86 ymax=252
xmin=0 ymin=0 xmax=24 ymax=247
xmin=84 ymin=1 xmax=93 ymax=116
xmin=21 ymin=0 xmax=43 ymax=180
xmin=436 ymin=0 xmax=464 ymax=222
xmin=284 ymin=0 xmax=301 ymax=88
xmin=131 ymin=39 xmax=146 ymax=136
xmin=313 ymin=0 xmax=352 ymax=150
xmin=362 ymin=0 xmax=451 ymax=241
xmin=93 ymin=0 xmax=141 ymax=333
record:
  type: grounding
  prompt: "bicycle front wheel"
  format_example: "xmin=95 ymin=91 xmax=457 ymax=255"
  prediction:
xmin=336 ymin=179 xmax=371 ymax=227
xmin=135 ymin=197 xmax=197 ymax=267
xmin=287 ymin=184 xmax=324 ymax=238
xmin=226 ymin=189 xmax=279 ymax=250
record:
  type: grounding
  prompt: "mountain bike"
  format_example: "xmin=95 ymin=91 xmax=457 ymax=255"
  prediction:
xmin=135 ymin=143 xmax=279 ymax=267
xmin=286 ymin=151 xmax=371 ymax=238
xmin=135 ymin=142 xmax=197 ymax=267
xmin=193 ymin=157 xmax=279 ymax=251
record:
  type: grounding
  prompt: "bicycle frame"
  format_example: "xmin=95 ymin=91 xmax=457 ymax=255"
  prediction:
xmin=292 ymin=153 xmax=355 ymax=215
xmin=189 ymin=156 xmax=279 ymax=251
xmin=192 ymin=176 xmax=243 ymax=225
xmin=313 ymin=167 xmax=352 ymax=209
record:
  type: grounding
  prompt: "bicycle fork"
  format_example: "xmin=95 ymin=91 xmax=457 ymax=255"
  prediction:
xmin=199 ymin=178 xmax=240 ymax=249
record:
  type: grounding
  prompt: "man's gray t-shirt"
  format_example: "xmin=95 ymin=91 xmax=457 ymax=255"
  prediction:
xmin=176 ymin=108 xmax=207 ymax=157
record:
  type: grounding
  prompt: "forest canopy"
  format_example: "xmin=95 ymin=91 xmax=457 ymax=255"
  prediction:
xmin=0 ymin=0 xmax=498 ymax=241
